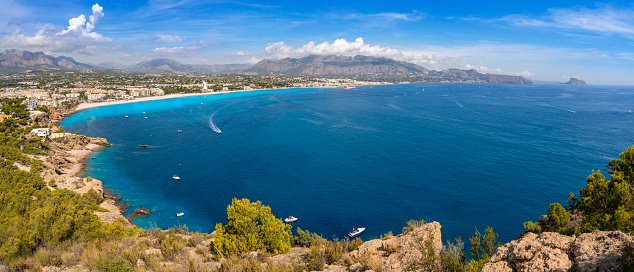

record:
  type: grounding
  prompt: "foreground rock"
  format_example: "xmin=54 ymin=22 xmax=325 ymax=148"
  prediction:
xmin=483 ymin=230 xmax=634 ymax=272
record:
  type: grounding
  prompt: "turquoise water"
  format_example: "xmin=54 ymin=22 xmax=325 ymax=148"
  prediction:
xmin=62 ymin=83 xmax=634 ymax=244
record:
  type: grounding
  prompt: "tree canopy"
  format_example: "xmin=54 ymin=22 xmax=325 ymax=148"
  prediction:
xmin=213 ymin=198 xmax=291 ymax=256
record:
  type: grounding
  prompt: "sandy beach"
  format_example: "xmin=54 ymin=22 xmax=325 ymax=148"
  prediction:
xmin=75 ymin=90 xmax=264 ymax=111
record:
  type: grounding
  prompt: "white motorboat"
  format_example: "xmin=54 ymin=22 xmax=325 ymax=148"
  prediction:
xmin=177 ymin=212 xmax=184 ymax=217
xmin=284 ymin=216 xmax=298 ymax=223
xmin=348 ymin=227 xmax=365 ymax=237
xmin=173 ymin=175 xmax=180 ymax=180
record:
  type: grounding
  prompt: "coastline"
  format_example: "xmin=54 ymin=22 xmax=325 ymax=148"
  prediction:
xmin=76 ymin=88 xmax=282 ymax=111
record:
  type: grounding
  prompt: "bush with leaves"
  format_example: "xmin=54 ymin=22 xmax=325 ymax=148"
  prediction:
xmin=213 ymin=198 xmax=291 ymax=256
xmin=466 ymin=226 xmax=499 ymax=271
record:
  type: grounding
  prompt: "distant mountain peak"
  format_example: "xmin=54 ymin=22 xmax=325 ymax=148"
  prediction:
xmin=0 ymin=49 xmax=91 ymax=72
xmin=244 ymin=54 xmax=532 ymax=84
xmin=245 ymin=54 xmax=429 ymax=76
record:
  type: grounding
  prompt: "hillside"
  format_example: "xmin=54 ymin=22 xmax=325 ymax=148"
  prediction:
xmin=246 ymin=55 xmax=533 ymax=84
xmin=120 ymin=59 xmax=249 ymax=74
xmin=0 ymin=49 xmax=92 ymax=72
xmin=245 ymin=55 xmax=429 ymax=76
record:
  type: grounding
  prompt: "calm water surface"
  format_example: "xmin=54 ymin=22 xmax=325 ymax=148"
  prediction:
xmin=62 ymin=83 xmax=634 ymax=244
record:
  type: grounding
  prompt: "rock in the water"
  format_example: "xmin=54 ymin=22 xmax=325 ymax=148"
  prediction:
xmin=134 ymin=207 xmax=150 ymax=216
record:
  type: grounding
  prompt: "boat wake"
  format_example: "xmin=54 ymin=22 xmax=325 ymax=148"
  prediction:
xmin=208 ymin=101 xmax=242 ymax=134
xmin=208 ymin=110 xmax=223 ymax=133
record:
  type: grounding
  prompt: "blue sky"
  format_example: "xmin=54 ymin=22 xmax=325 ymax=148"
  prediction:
xmin=1 ymin=0 xmax=634 ymax=84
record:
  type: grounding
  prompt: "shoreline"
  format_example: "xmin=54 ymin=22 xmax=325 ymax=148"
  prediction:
xmin=76 ymin=88 xmax=290 ymax=111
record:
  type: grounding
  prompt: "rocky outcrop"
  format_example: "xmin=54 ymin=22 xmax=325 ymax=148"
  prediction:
xmin=565 ymin=78 xmax=587 ymax=85
xmin=483 ymin=230 xmax=634 ymax=272
xmin=127 ymin=207 xmax=151 ymax=220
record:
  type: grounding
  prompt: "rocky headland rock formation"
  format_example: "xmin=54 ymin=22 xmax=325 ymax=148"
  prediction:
xmin=37 ymin=128 xmax=130 ymax=225
xmin=564 ymin=78 xmax=587 ymax=85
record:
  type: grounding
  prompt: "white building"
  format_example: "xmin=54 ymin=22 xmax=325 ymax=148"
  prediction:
xmin=30 ymin=128 xmax=51 ymax=138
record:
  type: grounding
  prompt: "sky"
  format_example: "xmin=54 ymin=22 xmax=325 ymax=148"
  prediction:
xmin=1 ymin=0 xmax=634 ymax=85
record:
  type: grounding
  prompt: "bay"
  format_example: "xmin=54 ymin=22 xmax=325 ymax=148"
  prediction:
xmin=61 ymin=83 xmax=634 ymax=244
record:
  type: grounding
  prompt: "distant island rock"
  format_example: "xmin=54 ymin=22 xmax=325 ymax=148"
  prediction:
xmin=565 ymin=78 xmax=587 ymax=85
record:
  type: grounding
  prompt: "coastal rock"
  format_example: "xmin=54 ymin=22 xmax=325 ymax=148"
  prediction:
xmin=483 ymin=230 xmax=634 ymax=272
xmin=133 ymin=207 xmax=151 ymax=216
xmin=574 ymin=231 xmax=633 ymax=272
xmin=565 ymin=78 xmax=587 ymax=85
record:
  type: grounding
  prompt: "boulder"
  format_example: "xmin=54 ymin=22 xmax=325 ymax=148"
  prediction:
xmin=483 ymin=230 xmax=634 ymax=272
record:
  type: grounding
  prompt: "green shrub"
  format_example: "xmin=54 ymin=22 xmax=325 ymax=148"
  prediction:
xmin=94 ymin=255 xmax=134 ymax=272
xmin=213 ymin=198 xmax=291 ymax=256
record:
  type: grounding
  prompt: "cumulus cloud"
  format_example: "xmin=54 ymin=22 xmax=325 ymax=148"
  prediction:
xmin=463 ymin=64 xmax=502 ymax=73
xmin=57 ymin=3 xmax=109 ymax=41
xmin=233 ymin=51 xmax=250 ymax=56
xmin=0 ymin=3 xmax=111 ymax=54
xmin=86 ymin=4 xmax=104 ymax=32
xmin=513 ymin=71 xmax=534 ymax=77
xmin=264 ymin=37 xmax=438 ymax=66
xmin=152 ymin=34 xmax=182 ymax=43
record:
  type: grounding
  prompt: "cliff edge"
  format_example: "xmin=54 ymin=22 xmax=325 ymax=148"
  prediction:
xmin=483 ymin=230 xmax=633 ymax=272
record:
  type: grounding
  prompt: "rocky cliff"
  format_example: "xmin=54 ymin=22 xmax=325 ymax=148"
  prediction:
xmin=483 ymin=230 xmax=633 ymax=272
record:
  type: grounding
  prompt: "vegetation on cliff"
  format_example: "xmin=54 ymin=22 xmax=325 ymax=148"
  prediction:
xmin=213 ymin=198 xmax=291 ymax=256
xmin=524 ymin=146 xmax=634 ymax=236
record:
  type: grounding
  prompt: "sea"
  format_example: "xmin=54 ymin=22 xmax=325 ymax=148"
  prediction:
xmin=61 ymin=83 xmax=634 ymax=245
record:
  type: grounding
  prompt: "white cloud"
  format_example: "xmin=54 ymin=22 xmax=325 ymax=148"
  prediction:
xmin=233 ymin=51 xmax=250 ymax=56
xmin=151 ymin=40 xmax=215 ymax=56
xmin=152 ymin=34 xmax=182 ymax=43
xmin=86 ymin=4 xmax=104 ymax=32
xmin=501 ymin=4 xmax=634 ymax=38
xmin=57 ymin=3 xmax=109 ymax=42
xmin=264 ymin=37 xmax=438 ymax=66
xmin=0 ymin=3 xmax=111 ymax=54
xmin=463 ymin=64 xmax=502 ymax=73
xmin=512 ymin=71 xmax=534 ymax=77
xmin=246 ymin=56 xmax=262 ymax=64
xmin=153 ymin=46 xmax=198 ymax=54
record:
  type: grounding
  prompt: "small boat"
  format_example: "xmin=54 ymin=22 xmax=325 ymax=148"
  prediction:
xmin=348 ymin=227 xmax=365 ymax=237
xmin=177 ymin=212 xmax=184 ymax=217
xmin=284 ymin=216 xmax=298 ymax=223
xmin=138 ymin=145 xmax=148 ymax=148
xmin=173 ymin=175 xmax=180 ymax=180
xmin=178 ymin=130 xmax=182 ymax=133
xmin=125 ymin=115 xmax=128 ymax=118
xmin=345 ymin=86 xmax=356 ymax=89
xmin=144 ymin=116 xmax=148 ymax=119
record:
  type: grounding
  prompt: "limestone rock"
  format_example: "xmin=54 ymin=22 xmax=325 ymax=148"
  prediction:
xmin=483 ymin=230 xmax=634 ymax=272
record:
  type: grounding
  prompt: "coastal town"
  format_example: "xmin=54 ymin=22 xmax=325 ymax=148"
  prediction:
xmin=0 ymin=70 xmax=389 ymax=110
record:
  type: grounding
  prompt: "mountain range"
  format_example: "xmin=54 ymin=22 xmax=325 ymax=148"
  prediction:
xmin=0 ymin=49 xmax=92 ymax=71
xmin=0 ymin=49 xmax=585 ymax=85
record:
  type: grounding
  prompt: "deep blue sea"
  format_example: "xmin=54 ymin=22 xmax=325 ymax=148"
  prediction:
xmin=61 ymin=83 xmax=634 ymax=245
